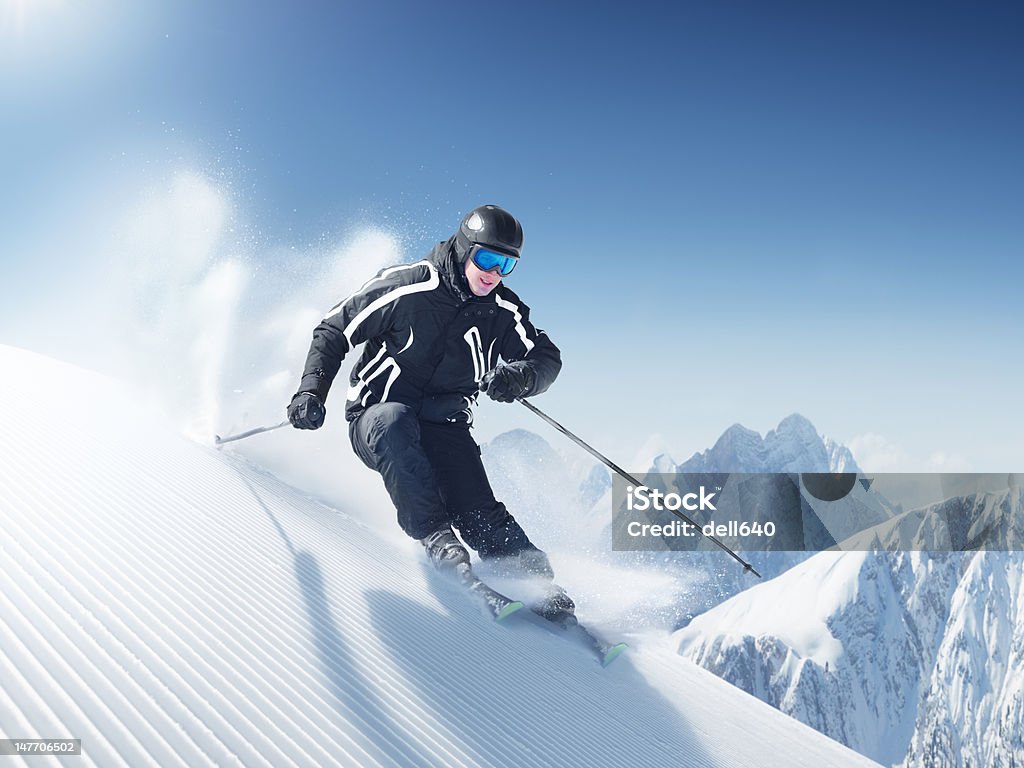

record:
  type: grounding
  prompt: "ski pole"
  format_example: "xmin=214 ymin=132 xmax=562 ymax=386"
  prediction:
xmin=517 ymin=398 xmax=762 ymax=579
xmin=214 ymin=420 xmax=290 ymax=446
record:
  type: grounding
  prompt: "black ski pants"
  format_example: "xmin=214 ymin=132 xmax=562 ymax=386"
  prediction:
xmin=349 ymin=402 xmax=537 ymax=557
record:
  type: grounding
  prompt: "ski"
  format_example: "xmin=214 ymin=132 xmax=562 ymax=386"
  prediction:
xmin=453 ymin=562 xmax=525 ymax=622
xmin=447 ymin=565 xmax=626 ymax=665
xmin=525 ymin=609 xmax=628 ymax=667
xmin=519 ymin=588 xmax=628 ymax=667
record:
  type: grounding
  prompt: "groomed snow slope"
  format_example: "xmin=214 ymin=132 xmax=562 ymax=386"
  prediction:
xmin=0 ymin=345 xmax=880 ymax=768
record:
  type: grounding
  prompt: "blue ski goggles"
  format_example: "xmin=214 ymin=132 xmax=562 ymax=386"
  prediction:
xmin=470 ymin=245 xmax=519 ymax=277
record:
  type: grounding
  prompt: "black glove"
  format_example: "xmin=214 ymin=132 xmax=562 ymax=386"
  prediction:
xmin=480 ymin=362 xmax=535 ymax=403
xmin=288 ymin=392 xmax=326 ymax=430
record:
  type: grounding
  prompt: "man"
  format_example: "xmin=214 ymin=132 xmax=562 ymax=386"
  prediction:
xmin=288 ymin=205 xmax=572 ymax=613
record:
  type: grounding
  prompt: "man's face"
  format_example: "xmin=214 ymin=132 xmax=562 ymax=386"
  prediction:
xmin=464 ymin=257 xmax=503 ymax=297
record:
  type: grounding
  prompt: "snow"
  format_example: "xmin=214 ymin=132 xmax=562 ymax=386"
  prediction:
xmin=676 ymin=553 xmax=861 ymax=669
xmin=676 ymin=526 xmax=1024 ymax=767
xmin=0 ymin=345 xmax=879 ymax=767
xmin=674 ymin=549 xmax=949 ymax=766
xmin=679 ymin=413 xmax=857 ymax=475
xmin=470 ymin=404 xmax=1024 ymax=767
xmin=903 ymin=550 xmax=1024 ymax=768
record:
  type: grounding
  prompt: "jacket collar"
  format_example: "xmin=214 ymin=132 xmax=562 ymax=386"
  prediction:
xmin=428 ymin=238 xmax=497 ymax=305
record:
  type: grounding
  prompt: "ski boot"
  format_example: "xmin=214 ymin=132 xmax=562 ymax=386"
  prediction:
xmin=535 ymin=583 xmax=577 ymax=623
xmin=421 ymin=526 xmax=471 ymax=571
xmin=486 ymin=547 xmax=575 ymax=620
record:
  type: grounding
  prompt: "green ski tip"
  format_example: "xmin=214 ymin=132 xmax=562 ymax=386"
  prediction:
xmin=497 ymin=601 xmax=526 ymax=622
xmin=602 ymin=643 xmax=628 ymax=667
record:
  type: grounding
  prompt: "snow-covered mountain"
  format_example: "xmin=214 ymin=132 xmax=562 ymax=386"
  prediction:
xmin=675 ymin=550 xmax=962 ymax=766
xmin=643 ymin=415 xmax=877 ymax=552
xmin=0 ymin=344 xmax=880 ymax=767
xmin=675 ymin=489 xmax=1024 ymax=767
xmin=678 ymin=413 xmax=860 ymax=475
xmin=485 ymin=414 xmax=867 ymax=567
xmin=601 ymin=414 xmax=880 ymax=614
xmin=903 ymin=550 xmax=1024 ymax=768
xmin=840 ymin=483 xmax=1024 ymax=553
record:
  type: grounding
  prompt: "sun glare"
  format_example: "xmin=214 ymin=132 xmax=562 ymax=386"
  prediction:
xmin=1 ymin=0 xmax=64 ymax=36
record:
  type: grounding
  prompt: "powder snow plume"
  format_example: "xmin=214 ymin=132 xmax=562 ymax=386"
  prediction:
xmin=16 ymin=169 xmax=409 ymax=535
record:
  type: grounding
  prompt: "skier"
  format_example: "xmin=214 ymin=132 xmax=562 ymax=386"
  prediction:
xmin=287 ymin=205 xmax=573 ymax=615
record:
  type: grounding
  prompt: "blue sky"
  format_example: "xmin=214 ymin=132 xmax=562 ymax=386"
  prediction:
xmin=2 ymin=0 xmax=1022 ymax=469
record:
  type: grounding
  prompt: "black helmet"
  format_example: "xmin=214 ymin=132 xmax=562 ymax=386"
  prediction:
xmin=452 ymin=205 xmax=523 ymax=264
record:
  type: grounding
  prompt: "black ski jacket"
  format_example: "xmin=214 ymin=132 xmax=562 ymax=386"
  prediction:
xmin=295 ymin=240 xmax=561 ymax=425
